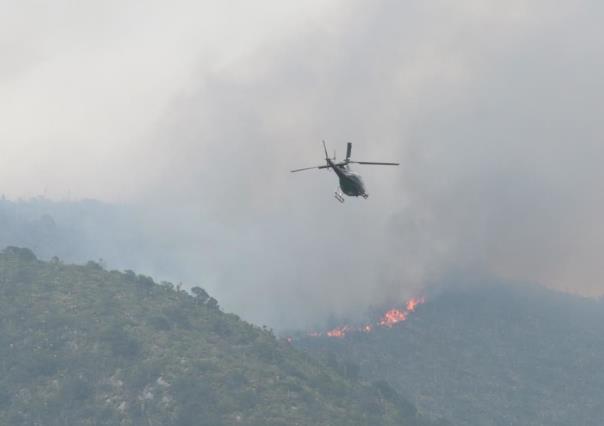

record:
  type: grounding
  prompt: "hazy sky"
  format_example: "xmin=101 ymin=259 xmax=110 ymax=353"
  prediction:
xmin=2 ymin=1 xmax=604 ymax=327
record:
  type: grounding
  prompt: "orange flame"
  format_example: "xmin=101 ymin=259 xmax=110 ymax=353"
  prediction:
xmin=304 ymin=296 xmax=426 ymax=340
xmin=406 ymin=296 xmax=425 ymax=313
xmin=379 ymin=308 xmax=407 ymax=327
xmin=326 ymin=325 xmax=353 ymax=338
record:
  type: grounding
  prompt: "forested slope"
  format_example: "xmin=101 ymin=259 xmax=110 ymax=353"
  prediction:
xmin=297 ymin=285 xmax=604 ymax=426
xmin=0 ymin=247 xmax=442 ymax=426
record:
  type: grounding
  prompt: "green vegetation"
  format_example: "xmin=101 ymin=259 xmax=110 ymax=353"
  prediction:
xmin=297 ymin=285 xmax=604 ymax=426
xmin=0 ymin=246 xmax=438 ymax=426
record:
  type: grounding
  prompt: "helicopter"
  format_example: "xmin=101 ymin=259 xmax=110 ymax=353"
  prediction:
xmin=291 ymin=141 xmax=399 ymax=202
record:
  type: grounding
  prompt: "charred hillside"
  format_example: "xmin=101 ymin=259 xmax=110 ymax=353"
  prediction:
xmin=0 ymin=247 xmax=445 ymax=426
xmin=296 ymin=284 xmax=604 ymax=426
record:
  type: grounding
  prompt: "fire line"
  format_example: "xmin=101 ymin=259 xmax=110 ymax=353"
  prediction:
xmin=306 ymin=296 xmax=426 ymax=339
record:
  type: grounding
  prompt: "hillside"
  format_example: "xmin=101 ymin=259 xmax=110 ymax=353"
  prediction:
xmin=0 ymin=246 xmax=444 ymax=426
xmin=296 ymin=285 xmax=604 ymax=426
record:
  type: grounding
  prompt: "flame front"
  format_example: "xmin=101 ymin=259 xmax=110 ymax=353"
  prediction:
xmin=303 ymin=296 xmax=426 ymax=340
xmin=406 ymin=297 xmax=425 ymax=313
xmin=326 ymin=325 xmax=353 ymax=338
xmin=379 ymin=309 xmax=407 ymax=327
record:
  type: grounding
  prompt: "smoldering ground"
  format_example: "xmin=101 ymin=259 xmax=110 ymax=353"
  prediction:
xmin=2 ymin=1 xmax=604 ymax=329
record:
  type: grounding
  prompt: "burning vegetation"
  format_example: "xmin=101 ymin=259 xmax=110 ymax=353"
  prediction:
xmin=306 ymin=297 xmax=425 ymax=339
xmin=379 ymin=309 xmax=407 ymax=327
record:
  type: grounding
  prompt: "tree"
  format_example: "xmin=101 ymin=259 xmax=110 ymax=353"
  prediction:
xmin=191 ymin=286 xmax=209 ymax=303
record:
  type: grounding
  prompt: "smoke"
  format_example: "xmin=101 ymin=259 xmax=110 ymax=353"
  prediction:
xmin=2 ymin=1 xmax=604 ymax=328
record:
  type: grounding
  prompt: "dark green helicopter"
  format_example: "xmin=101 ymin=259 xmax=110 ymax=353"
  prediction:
xmin=291 ymin=141 xmax=399 ymax=202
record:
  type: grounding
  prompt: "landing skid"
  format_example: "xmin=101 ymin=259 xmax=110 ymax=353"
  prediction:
xmin=334 ymin=191 xmax=345 ymax=203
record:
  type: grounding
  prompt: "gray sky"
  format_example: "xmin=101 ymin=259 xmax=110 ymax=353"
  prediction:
xmin=2 ymin=1 xmax=604 ymax=328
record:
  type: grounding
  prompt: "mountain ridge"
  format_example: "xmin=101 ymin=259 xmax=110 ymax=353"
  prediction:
xmin=0 ymin=246 xmax=445 ymax=426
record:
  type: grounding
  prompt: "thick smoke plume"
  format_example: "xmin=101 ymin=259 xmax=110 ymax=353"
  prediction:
xmin=2 ymin=1 xmax=604 ymax=328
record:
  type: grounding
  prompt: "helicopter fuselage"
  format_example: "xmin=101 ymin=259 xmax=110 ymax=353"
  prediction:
xmin=326 ymin=158 xmax=367 ymax=197
xmin=290 ymin=141 xmax=398 ymax=202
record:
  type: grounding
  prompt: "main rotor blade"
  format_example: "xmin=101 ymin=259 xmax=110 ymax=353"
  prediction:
xmin=290 ymin=165 xmax=330 ymax=173
xmin=322 ymin=140 xmax=329 ymax=159
xmin=349 ymin=161 xmax=400 ymax=166
xmin=346 ymin=142 xmax=352 ymax=160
